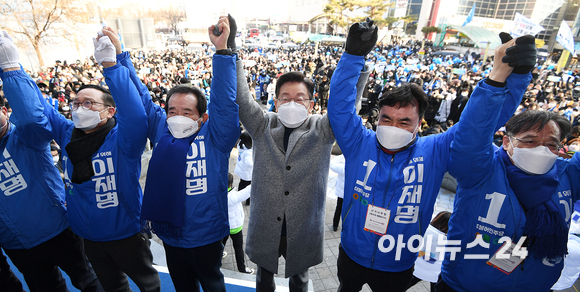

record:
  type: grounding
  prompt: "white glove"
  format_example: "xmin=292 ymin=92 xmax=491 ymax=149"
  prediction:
xmin=93 ymin=35 xmax=116 ymax=66
xmin=0 ymin=31 xmax=20 ymax=70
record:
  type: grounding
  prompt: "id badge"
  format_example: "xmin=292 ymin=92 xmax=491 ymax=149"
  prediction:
xmin=363 ymin=205 xmax=390 ymax=235
xmin=486 ymin=242 xmax=526 ymax=275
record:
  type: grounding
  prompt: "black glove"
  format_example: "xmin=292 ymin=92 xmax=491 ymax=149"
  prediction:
xmin=227 ymin=14 xmax=237 ymax=53
xmin=499 ymin=32 xmax=512 ymax=44
xmin=500 ymin=33 xmax=537 ymax=74
xmin=345 ymin=17 xmax=378 ymax=56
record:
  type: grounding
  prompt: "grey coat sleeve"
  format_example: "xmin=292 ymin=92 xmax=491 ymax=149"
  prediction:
xmin=236 ymin=60 xmax=267 ymax=138
xmin=355 ymin=67 xmax=371 ymax=114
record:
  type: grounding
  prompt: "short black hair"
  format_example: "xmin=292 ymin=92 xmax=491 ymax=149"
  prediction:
xmin=239 ymin=131 xmax=252 ymax=149
xmin=378 ymin=83 xmax=428 ymax=119
xmin=431 ymin=211 xmax=451 ymax=234
xmin=571 ymin=125 xmax=580 ymax=136
xmin=166 ymin=85 xmax=207 ymax=115
xmin=505 ymin=110 xmax=571 ymax=141
xmin=275 ymin=71 xmax=314 ymax=100
xmin=77 ymin=84 xmax=115 ymax=108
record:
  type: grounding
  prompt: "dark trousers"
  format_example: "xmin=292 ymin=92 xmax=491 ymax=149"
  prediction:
xmin=407 ymin=275 xmax=436 ymax=291
xmin=5 ymin=228 xmax=103 ymax=292
xmin=0 ymin=247 xmax=25 ymax=292
xmin=163 ymin=240 xmax=226 ymax=292
xmin=256 ymin=266 xmax=308 ymax=292
xmin=333 ymin=197 xmax=344 ymax=228
xmin=434 ymin=276 xmax=457 ymax=292
xmin=84 ymin=232 xmax=160 ymax=292
xmin=337 ymin=245 xmax=414 ymax=292
xmin=239 ymin=179 xmax=251 ymax=205
xmin=256 ymin=236 xmax=309 ymax=292
xmin=222 ymin=231 xmax=247 ymax=272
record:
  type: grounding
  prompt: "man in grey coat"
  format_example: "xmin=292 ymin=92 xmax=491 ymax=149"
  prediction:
xmin=234 ymin=58 xmax=368 ymax=291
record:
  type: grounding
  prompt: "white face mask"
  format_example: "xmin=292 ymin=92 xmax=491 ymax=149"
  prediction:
xmin=277 ymin=101 xmax=309 ymax=128
xmin=569 ymin=144 xmax=579 ymax=152
xmin=72 ymin=107 xmax=107 ymax=130
xmin=376 ymin=125 xmax=416 ymax=150
xmin=166 ymin=115 xmax=201 ymax=139
xmin=52 ymin=155 xmax=60 ymax=164
xmin=508 ymin=138 xmax=558 ymax=175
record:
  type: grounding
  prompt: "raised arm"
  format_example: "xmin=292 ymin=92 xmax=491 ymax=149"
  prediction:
xmin=235 ymin=60 xmax=267 ymax=137
xmin=206 ymin=15 xmax=240 ymax=152
xmin=95 ymin=33 xmax=148 ymax=157
xmin=448 ymin=34 xmax=536 ymax=187
xmin=328 ymin=18 xmax=377 ymax=158
xmin=102 ymin=27 xmax=166 ymax=143
xmin=0 ymin=31 xmax=53 ymax=149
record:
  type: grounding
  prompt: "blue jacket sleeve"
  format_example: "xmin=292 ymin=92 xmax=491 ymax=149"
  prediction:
xmin=116 ymin=52 xmax=166 ymax=142
xmin=327 ymin=53 xmax=367 ymax=159
xmin=102 ymin=63 xmax=148 ymax=158
xmin=496 ymin=73 xmax=532 ymax=129
xmin=448 ymin=73 xmax=531 ymax=188
xmin=36 ymin=89 xmax=74 ymax=150
xmin=0 ymin=68 xmax=52 ymax=149
xmin=207 ymin=54 xmax=240 ymax=152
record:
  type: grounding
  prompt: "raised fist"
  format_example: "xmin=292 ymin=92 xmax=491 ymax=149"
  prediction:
xmin=0 ymin=31 xmax=20 ymax=70
xmin=345 ymin=17 xmax=378 ymax=57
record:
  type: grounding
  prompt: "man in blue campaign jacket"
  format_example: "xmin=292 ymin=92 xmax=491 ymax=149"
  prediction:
xmin=327 ymin=20 xmax=529 ymax=291
xmin=438 ymin=35 xmax=580 ymax=292
xmin=0 ymin=32 xmax=103 ymax=292
xmin=126 ymin=17 xmax=239 ymax=292
xmin=40 ymin=31 xmax=160 ymax=291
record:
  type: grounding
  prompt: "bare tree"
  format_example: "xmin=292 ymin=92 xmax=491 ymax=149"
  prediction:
xmin=352 ymin=0 xmax=394 ymax=28
xmin=157 ymin=8 xmax=186 ymax=35
xmin=1 ymin=0 xmax=90 ymax=67
xmin=323 ymin=0 xmax=358 ymax=35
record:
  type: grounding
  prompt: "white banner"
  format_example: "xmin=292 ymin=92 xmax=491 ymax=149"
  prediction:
xmin=510 ymin=13 xmax=544 ymax=37
xmin=394 ymin=0 xmax=408 ymax=18
xmin=556 ymin=20 xmax=577 ymax=57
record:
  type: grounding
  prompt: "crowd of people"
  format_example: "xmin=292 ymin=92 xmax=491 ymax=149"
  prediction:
xmin=17 ymin=34 xmax=580 ymax=152
xmin=1 ymin=13 xmax=580 ymax=292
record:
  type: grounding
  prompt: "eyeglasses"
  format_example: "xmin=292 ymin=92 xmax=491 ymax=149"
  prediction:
xmin=71 ymin=100 xmax=110 ymax=111
xmin=278 ymin=97 xmax=311 ymax=104
xmin=510 ymin=136 xmax=562 ymax=152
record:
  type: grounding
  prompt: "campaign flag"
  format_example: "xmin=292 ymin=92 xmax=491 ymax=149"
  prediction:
xmin=556 ymin=20 xmax=576 ymax=57
xmin=510 ymin=13 xmax=544 ymax=37
xmin=462 ymin=4 xmax=476 ymax=27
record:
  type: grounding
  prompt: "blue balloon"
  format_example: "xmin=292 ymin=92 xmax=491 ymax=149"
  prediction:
xmin=547 ymin=64 xmax=555 ymax=70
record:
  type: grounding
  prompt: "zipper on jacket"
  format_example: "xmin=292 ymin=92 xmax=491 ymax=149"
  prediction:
xmin=370 ymin=154 xmax=395 ymax=269
xmin=510 ymin=259 xmax=521 ymax=292
xmin=343 ymin=202 xmax=354 ymax=226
